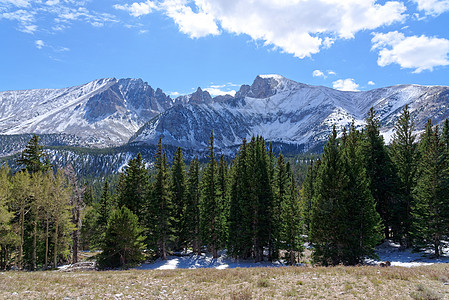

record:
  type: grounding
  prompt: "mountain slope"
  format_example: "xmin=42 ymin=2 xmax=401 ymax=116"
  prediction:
xmin=0 ymin=78 xmax=172 ymax=147
xmin=130 ymin=75 xmax=449 ymax=152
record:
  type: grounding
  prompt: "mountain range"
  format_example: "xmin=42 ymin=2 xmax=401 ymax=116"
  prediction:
xmin=1 ymin=74 xmax=449 ymax=168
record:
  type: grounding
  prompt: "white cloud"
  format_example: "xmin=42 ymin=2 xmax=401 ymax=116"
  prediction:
xmin=117 ymin=0 xmax=406 ymax=58
xmin=412 ymin=0 xmax=449 ymax=16
xmin=333 ymin=78 xmax=360 ymax=91
xmin=35 ymin=39 xmax=45 ymax=49
xmin=1 ymin=1 xmax=118 ymax=35
xmin=114 ymin=0 xmax=157 ymax=17
xmin=312 ymin=70 xmax=326 ymax=78
xmin=0 ymin=0 xmax=31 ymax=7
xmin=160 ymin=0 xmax=219 ymax=38
xmin=372 ymin=31 xmax=449 ymax=73
xmin=204 ymin=87 xmax=236 ymax=97
xmin=368 ymin=81 xmax=376 ymax=85
xmin=327 ymin=70 xmax=337 ymax=76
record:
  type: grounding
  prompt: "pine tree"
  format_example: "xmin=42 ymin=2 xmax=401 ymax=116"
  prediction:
xmin=200 ymin=131 xmax=223 ymax=258
xmin=98 ymin=206 xmax=145 ymax=269
xmin=96 ymin=180 xmax=114 ymax=246
xmin=272 ymin=154 xmax=289 ymax=260
xmin=185 ymin=156 xmax=201 ymax=254
xmin=391 ymin=105 xmax=418 ymax=247
xmin=310 ymin=125 xmax=382 ymax=265
xmin=362 ymin=107 xmax=397 ymax=238
xmin=228 ymin=138 xmax=252 ymax=258
xmin=16 ymin=135 xmax=50 ymax=174
xmin=279 ymin=169 xmax=303 ymax=265
xmin=412 ymin=120 xmax=449 ymax=257
xmin=149 ymin=138 xmax=173 ymax=260
xmin=301 ymin=159 xmax=316 ymax=236
xmin=117 ymin=153 xmax=150 ymax=220
xmin=171 ymin=147 xmax=186 ymax=251
xmin=217 ymin=154 xmax=229 ymax=250
xmin=340 ymin=123 xmax=383 ymax=264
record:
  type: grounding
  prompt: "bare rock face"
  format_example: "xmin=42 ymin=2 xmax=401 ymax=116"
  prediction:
xmin=247 ymin=75 xmax=279 ymax=98
xmin=131 ymin=75 xmax=449 ymax=153
xmin=189 ymin=87 xmax=213 ymax=104
xmin=0 ymin=78 xmax=173 ymax=147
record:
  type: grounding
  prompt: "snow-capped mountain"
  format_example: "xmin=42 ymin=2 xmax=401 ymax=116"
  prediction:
xmin=130 ymin=75 xmax=449 ymax=152
xmin=0 ymin=78 xmax=172 ymax=147
xmin=1 ymin=75 xmax=449 ymax=158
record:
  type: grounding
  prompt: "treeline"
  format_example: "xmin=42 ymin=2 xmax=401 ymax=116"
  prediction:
xmin=81 ymin=133 xmax=304 ymax=268
xmin=304 ymin=106 xmax=449 ymax=265
xmin=0 ymin=136 xmax=84 ymax=270
xmin=2 ymin=105 xmax=449 ymax=270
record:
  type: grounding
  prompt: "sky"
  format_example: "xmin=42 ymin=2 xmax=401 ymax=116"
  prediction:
xmin=1 ymin=0 xmax=449 ymax=97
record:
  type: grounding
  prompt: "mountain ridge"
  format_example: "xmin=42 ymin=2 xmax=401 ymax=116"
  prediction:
xmin=1 ymin=75 xmax=449 ymax=158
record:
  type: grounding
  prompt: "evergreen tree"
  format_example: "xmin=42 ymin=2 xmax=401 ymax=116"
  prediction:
xmin=200 ymin=131 xmax=224 ymax=258
xmin=217 ymin=154 xmax=229 ymax=250
xmin=310 ymin=125 xmax=382 ymax=265
xmin=116 ymin=153 xmax=150 ymax=220
xmin=362 ymin=107 xmax=396 ymax=238
xmin=391 ymin=105 xmax=418 ymax=247
xmin=340 ymin=124 xmax=383 ymax=264
xmin=16 ymin=135 xmax=50 ymax=174
xmin=184 ymin=156 xmax=201 ymax=254
xmin=279 ymin=169 xmax=303 ymax=265
xmin=228 ymin=138 xmax=253 ymax=258
xmin=98 ymin=206 xmax=145 ymax=269
xmin=272 ymin=154 xmax=289 ymax=260
xmin=171 ymin=147 xmax=186 ymax=251
xmin=96 ymin=180 xmax=114 ymax=246
xmin=412 ymin=120 xmax=449 ymax=257
xmin=301 ymin=159 xmax=316 ymax=236
xmin=149 ymin=138 xmax=173 ymax=260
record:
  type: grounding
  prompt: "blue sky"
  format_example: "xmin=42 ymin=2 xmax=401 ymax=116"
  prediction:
xmin=1 ymin=0 xmax=449 ymax=97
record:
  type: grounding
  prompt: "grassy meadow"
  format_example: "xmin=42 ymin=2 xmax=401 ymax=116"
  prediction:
xmin=1 ymin=264 xmax=449 ymax=299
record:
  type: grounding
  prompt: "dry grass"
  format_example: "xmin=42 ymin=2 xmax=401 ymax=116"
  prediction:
xmin=1 ymin=264 xmax=449 ymax=299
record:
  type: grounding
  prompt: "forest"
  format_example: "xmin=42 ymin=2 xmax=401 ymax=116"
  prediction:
xmin=1 ymin=105 xmax=449 ymax=270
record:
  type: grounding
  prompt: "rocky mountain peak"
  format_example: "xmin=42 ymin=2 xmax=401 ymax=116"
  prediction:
xmin=188 ymin=87 xmax=213 ymax=104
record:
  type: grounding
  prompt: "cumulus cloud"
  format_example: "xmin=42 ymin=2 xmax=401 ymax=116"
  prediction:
xmin=368 ymin=81 xmax=376 ymax=85
xmin=160 ymin=0 xmax=219 ymax=38
xmin=412 ymin=0 xmax=449 ymax=16
xmin=312 ymin=70 xmax=326 ymax=78
xmin=35 ymin=39 xmax=45 ymax=49
xmin=114 ymin=0 xmax=157 ymax=17
xmin=116 ymin=0 xmax=406 ymax=58
xmin=371 ymin=31 xmax=449 ymax=73
xmin=327 ymin=70 xmax=337 ymax=76
xmin=333 ymin=78 xmax=360 ymax=91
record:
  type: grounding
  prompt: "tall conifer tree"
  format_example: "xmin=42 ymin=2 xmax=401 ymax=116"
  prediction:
xmin=150 ymin=138 xmax=173 ymax=260
xmin=185 ymin=156 xmax=201 ymax=254
xmin=171 ymin=147 xmax=186 ymax=251
xmin=391 ymin=105 xmax=418 ymax=247
xmin=413 ymin=120 xmax=449 ymax=257
xmin=362 ymin=107 xmax=396 ymax=238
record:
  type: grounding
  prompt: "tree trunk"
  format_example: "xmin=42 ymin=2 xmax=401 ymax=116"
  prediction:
xmin=18 ymin=207 xmax=25 ymax=271
xmin=44 ymin=217 xmax=49 ymax=270
xmin=32 ymin=219 xmax=37 ymax=271
xmin=54 ymin=222 xmax=58 ymax=268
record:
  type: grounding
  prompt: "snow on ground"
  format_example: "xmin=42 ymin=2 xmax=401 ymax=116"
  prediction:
xmin=136 ymin=241 xmax=449 ymax=270
xmin=368 ymin=240 xmax=449 ymax=267
xmin=136 ymin=251 xmax=285 ymax=270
